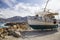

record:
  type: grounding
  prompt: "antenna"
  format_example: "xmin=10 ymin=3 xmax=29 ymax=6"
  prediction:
xmin=44 ymin=0 xmax=50 ymax=12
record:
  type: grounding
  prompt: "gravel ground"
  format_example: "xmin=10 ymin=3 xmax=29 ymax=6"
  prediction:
xmin=1 ymin=27 xmax=60 ymax=40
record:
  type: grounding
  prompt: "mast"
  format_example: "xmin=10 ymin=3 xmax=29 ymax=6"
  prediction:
xmin=35 ymin=0 xmax=50 ymax=16
xmin=44 ymin=0 xmax=49 ymax=12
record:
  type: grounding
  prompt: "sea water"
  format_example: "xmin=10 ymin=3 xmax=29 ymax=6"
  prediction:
xmin=0 ymin=22 xmax=8 ymax=28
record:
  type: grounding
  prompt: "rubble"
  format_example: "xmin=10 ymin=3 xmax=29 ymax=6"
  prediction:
xmin=0 ymin=22 xmax=28 ymax=38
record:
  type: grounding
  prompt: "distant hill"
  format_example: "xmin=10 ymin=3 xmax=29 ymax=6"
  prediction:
xmin=0 ymin=16 xmax=27 ymax=23
xmin=0 ymin=18 xmax=6 ymax=23
xmin=7 ymin=16 xmax=27 ymax=22
xmin=0 ymin=16 xmax=37 ymax=23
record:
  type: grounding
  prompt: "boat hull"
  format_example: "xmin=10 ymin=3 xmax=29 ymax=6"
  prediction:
xmin=29 ymin=25 xmax=58 ymax=29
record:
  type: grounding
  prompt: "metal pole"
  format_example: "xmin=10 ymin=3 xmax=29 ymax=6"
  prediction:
xmin=44 ymin=0 xmax=50 ymax=12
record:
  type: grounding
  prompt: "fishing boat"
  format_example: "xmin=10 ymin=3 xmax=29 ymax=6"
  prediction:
xmin=27 ymin=0 xmax=58 ymax=30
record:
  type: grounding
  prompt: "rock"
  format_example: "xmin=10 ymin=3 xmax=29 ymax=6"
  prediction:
xmin=7 ymin=30 xmax=21 ymax=38
xmin=12 ymin=31 xmax=21 ymax=38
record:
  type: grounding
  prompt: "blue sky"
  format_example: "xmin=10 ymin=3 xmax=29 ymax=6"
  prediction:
xmin=0 ymin=0 xmax=45 ymax=9
xmin=0 ymin=0 xmax=9 ymax=8
xmin=0 ymin=0 xmax=60 ymax=19
xmin=0 ymin=0 xmax=46 ymax=18
xmin=17 ymin=0 xmax=45 ymax=5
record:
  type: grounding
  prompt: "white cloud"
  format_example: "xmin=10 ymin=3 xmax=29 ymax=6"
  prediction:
xmin=0 ymin=0 xmax=60 ymax=19
xmin=13 ymin=3 xmax=41 ymax=16
xmin=14 ymin=3 xmax=41 ymax=12
xmin=0 ymin=9 xmax=19 ymax=18
xmin=46 ymin=0 xmax=60 ymax=11
xmin=0 ymin=3 xmax=42 ymax=18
